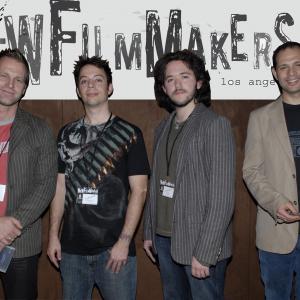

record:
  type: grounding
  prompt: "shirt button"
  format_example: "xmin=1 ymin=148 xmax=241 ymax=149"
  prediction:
xmin=293 ymin=174 xmax=296 ymax=179
xmin=294 ymin=201 xmax=298 ymax=205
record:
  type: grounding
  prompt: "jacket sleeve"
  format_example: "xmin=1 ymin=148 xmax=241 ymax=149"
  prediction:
xmin=243 ymin=111 xmax=290 ymax=220
xmin=143 ymin=119 xmax=167 ymax=241
xmin=193 ymin=117 xmax=236 ymax=265
xmin=11 ymin=123 xmax=57 ymax=228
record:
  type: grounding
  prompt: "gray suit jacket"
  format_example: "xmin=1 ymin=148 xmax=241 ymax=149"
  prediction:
xmin=144 ymin=104 xmax=235 ymax=266
xmin=243 ymin=97 xmax=298 ymax=254
xmin=6 ymin=108 xmax=57 ymax=258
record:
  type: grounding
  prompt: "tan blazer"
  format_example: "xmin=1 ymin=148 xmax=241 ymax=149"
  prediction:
xmin=243 ymin=97 xmax=298 ymax=254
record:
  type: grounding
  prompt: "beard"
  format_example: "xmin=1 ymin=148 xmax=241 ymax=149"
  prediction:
xmin=170 ymin=94 xmax=194 ymax=107
xmin=169 ymin=87 xmax=197 ymax=108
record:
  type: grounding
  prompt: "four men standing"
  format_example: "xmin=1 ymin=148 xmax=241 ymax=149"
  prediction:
xmin=0 ymin=41 xmax=297 ymax=299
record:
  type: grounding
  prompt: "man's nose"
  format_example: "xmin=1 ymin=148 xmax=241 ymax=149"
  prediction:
xmin=174 ymin=78 xmax=181 ymax=88
xmin=8 ymin=78 xmax=15 ymax=88
xmin=88 ymin=78 xmax=95 ymax=87
xmin=288 ymin=66 xmax=296 ymax=77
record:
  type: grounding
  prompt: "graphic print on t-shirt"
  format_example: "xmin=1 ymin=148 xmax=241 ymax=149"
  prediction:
xmin=57 ymin=116 xmax=150 ymax=254
xmin=0 ymin=122 xmax=12 ymax=216
xmin=289 ymin=130 xmax=300 ymax=158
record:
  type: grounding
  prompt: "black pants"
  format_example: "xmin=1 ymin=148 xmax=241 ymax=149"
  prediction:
xmin=1 ymin=255 xmax=39 ymax=300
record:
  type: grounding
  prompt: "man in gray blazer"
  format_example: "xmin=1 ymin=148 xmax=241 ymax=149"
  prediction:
xmin=243 ymin=41 xmax=300 ymax=300
xmin=143 ymin=50 xmax=235 ymax=299
xmin=0 ymin=49 xmax=57 ymax=299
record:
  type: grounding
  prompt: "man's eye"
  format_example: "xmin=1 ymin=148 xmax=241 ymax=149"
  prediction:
xmin=16 ymin=78 xmax=24 ymax=84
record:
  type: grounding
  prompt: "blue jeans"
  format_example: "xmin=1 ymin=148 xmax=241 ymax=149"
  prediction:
xmin=155 ymin=235 xmax=228 ymax=300
xmin=60 ymin=251 xmax=137 ymax=300
xmin=259 ymin=235 xmax=300 ymax=300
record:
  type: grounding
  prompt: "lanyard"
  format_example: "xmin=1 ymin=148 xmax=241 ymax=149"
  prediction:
xmin=81 ymin=113 xmax=112 ymax=179
xmin=165 ymin=114 xmax=188 ymax=177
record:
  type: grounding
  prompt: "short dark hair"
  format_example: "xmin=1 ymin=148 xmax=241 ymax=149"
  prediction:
xmin=154 ymin=49 xmax=211 ymax=112
xmin=272 ymin=41 xmax=300 ymax=69
xmin=0 ymin=48 xmax=30 ymax=88
xmin=73 ymin=55 xmax=113 ymax=88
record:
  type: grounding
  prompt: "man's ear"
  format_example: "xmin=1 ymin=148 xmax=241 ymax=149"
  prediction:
xmin=20 ymin=85 xmax=28 ymax=99
xmin=76 ymin=87 xmax=82 ymax=99
xmin=271 ymin=67 xmax=278 ymax=81
xmin=196 ymin=80 xmax=203 ymax=90
xmin=108 ymin=83 xmax=114 ymax=97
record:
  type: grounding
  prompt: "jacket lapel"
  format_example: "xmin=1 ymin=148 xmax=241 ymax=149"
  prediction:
xmin=9 ymin=109 xmax=29 ymax=156
xmin=153 ymin=112 xmax=174 ymax=158
xmin=269 ymin=97 xmax=295 ymax=168
xmin=175 ymin=104 xmax=206 ymax=178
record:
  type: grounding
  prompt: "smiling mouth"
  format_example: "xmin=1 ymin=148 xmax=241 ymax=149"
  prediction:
xmin=286 ymin=79 xmax=299 ymax=85
xmin=0 ymin=89 xmax=14 ymax=95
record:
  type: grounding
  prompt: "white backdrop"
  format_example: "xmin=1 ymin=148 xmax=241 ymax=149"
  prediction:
xmin=0 ymin=0 xmax=298 ymax=100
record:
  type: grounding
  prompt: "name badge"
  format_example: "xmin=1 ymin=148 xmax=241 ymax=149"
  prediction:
xmin=0 ymin=185 xmax=6 ymax=202
xmin=76 ymin=187 xmax=98 ymax=205
xmin=160 ymin=179 xmax=175 ymax=199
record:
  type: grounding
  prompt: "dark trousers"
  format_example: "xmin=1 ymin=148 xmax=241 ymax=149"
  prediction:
xmin=1 ymin=255 xmax=39 ymax=300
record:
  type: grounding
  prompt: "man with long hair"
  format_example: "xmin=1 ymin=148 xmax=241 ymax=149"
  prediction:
xmin=144 ymin=50 xmax=235 ymax=299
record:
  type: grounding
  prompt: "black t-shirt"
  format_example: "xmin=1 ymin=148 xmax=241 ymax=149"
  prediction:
xmin=283 ymin=102 xmax=300 ymax=205
xmin=57 ymin=116 xmax=150 ymax=255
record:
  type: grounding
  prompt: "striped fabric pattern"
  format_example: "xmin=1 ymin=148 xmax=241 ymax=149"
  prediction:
xmin=6 ymin=109 xmax=57 ymax=258
xmin=144 ymin=104 xmax=236 ymax=266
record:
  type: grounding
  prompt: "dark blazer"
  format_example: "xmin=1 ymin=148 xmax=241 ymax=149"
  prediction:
xmin=6 ymin=108 xmax=57 ymax=258
xmin=144 ymin=104 xmax=236 ymax=266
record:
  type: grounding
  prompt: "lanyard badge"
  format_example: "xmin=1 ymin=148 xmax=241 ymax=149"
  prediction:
xmin=159 ymin=178 xmax=175 ymax=199
xmin=76 ymin=187 xmax=98 ymax=205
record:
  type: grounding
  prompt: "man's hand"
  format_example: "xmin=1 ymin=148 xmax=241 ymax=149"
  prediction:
xmin=191 ymin=256 xmax=210 ymax=279
xmin=0 ymin=216 xmax=22 ymax=250
xmin=106 ymin=239 xmax=129 ymax=273
xmin=277 ymin=202 xmax=300 ymax=223
xmin=143 ymin=240 xmax=156 ymax=263
xmin=47 ymin=235 xmax=61 ymax=268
